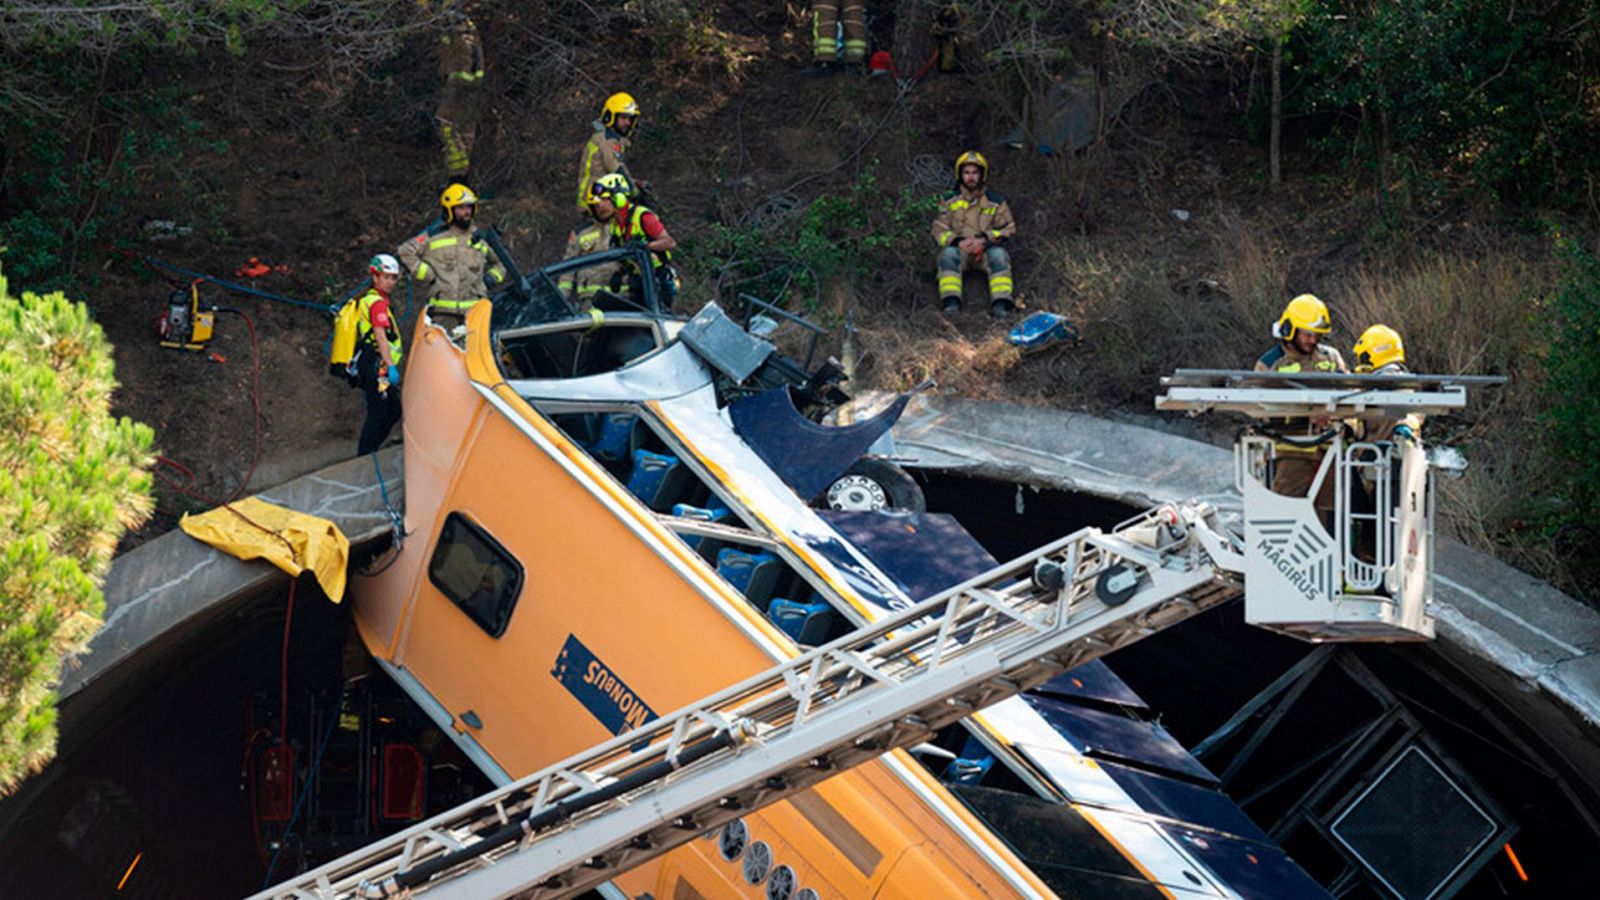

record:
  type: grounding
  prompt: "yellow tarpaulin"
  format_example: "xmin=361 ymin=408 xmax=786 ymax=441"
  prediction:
xmin=179 ymin=497 xmax=350 ymax=603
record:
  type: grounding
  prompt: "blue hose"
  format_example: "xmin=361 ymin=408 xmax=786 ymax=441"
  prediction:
xmin=140 ymin=256 xmax=339 ymax=313
xmin=260 ymin=688 xmax=346 ymax=889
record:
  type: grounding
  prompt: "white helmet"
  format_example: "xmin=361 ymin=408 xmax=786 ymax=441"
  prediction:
xmin=369 ymin=253 xmax=401 ymax=276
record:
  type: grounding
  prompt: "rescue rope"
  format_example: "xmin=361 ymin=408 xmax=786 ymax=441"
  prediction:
xmin=906 ymin=153 xmax=954 ymax=192
xmin=357 ymin=451 xmax=408 ymax=578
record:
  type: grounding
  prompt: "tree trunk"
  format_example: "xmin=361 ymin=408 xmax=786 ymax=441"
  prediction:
xmin=1270 ymin=36 xmax=1282 ymax=187
xmin=1376 ymin=102 xmax=1392 ymax=214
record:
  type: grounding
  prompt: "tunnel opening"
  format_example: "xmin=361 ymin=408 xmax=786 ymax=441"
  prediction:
xmin=0 ymin=470 xmax=1592 ymax=897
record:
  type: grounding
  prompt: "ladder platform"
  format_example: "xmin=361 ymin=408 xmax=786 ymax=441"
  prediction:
xmin=1157 ymin=368 xmax=1505 ymax=418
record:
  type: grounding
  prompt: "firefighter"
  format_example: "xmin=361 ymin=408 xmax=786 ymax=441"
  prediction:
xmin=577 ymin=93 xmax=639 ymax=212
xmin=811 ymin=1 xmax=868 ymax=67
xmin=356 ymin=254 xmax=405 ymax=456
xmin=435 ymin=7 xmax=485 ymax=183
xmin=588 ymin=172 xmax=679 ymax=305
xmin=1350 ymin=324 xmax=1421 ymax=443
xmin=932 ymin=151 xmax=1016 ymax=316
xmin=556 ymin=199 xmax=617 ymax=307
xmin=1253 ymin=294 xmax=1349 ymax=511
xmin=397 ymin=183 xmax=505 ymax=331
xmin=1348 ymin=323 xmax=1421 ymax=566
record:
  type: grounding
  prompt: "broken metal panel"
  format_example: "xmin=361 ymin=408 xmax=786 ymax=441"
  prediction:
xmin=679 ymin=301 xmax=774 ymax=384
xmin=730 ymin=388 xmax=910 ymax=502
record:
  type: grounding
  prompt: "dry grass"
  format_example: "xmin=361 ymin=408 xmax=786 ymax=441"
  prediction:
xmin=855 ymin=310 xmax=1023 ymax=400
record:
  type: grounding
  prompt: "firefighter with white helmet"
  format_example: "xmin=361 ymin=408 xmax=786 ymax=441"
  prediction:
xmin=577 ymin=92 xmax=640 ymax=211
xmin=931 ymin=150 xmax=1017 ymax=316
xmin=356 ymin=254 xmax=405 ymax=455
xmin=1254 ymin=293 xmax=1349 ymax=509
xmin=397 ymin=182 xmax=505 ymax=330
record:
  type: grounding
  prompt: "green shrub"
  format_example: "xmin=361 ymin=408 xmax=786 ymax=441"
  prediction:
xmin=685 ymin=163 xmax=938 ymax=316
xmin=1542 ymin=238 xmax=1600 ymax=516
xmin=0 ymin=268 xmax=154 ymax=793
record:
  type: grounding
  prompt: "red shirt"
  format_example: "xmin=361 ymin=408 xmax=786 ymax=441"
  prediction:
xmin=368 ymin=290 xmax=392 ymax=331
xmin=617 ymin=207 xmax=666 ymax=242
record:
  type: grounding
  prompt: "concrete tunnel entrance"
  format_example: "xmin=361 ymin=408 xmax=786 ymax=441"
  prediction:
xmin=0 ymin=469 xmax=1594 ymax=897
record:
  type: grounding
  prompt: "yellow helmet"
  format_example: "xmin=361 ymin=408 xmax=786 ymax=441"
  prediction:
xmin=439 ymin=183 xmax=477 ymax=213
xmin=1353 ymin=324 xmax=1405 ymax=372
xmin=1274 ymin=293 xmax=1331 ymax=340
xmin=589 ymin=172 xmax=632 ymax=206
xmin=601 ymin=92 xmax=641 ymax=131
xmin=953 ymin=150 xmax=988 ymax=184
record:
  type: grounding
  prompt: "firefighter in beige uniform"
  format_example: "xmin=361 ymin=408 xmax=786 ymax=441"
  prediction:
xmin=576 ymin=93 xmax=639 ymax=212
xmin=556 ymin=204 xmax=616 ymax=307
xmin=1253 ymin=294 xmax=1349 ymax=515
xmin=811 ymin=1 xmax=868 ymax=66
xmin=398 ymin=183 xmax=505 ymax=329
xmin=1347 ymin=324 xmax=1423 ymax=565
xmin=932 ymin=151 xmax=1017 ymax=316
xmin=436 ymin=9 xmax=484 ymax=182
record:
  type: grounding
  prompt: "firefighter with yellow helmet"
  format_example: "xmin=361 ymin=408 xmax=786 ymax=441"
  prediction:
xmin=557 ymin=187 xmax=618 ymax=306
xmin=588 ymin=172 xmax=679 ymax=304
xmin=1254 ymin=293 xmax=1349 ymax=509
xmin=1350 ymin=324 xmax=1422 ymax=444
xmin=577 ymin=92 xmax=640 ymax=212
xmin=397 ymin=183 xmax=506 ymax=330
xmin=435 ymin=5 xmax=485 ymax=182
xmin=931 ymin=150 xmax=1017 ymax=316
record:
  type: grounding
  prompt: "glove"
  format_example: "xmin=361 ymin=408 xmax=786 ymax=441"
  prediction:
xmin=386 ymin=365 xmax=402 ymax=389
xmin=1392 ymin=423 xmax=1415 ymax=443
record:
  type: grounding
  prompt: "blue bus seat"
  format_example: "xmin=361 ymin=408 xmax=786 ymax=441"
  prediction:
xmin=591 ymin=413 xmax=635 ymax=465
xmin=716 ymin=547 xmax=781 ymax=605
xmin=942 ymin=735 xmax=996 ymax=785
xmin=626 ymin=448 xmax=693 ymax=511
xmin=673 ymin=503 xmax=733 ymax=554
xmin=768 ymin=598 xmax=836 ymax=646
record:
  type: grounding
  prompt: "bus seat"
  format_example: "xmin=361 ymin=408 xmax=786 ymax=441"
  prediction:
xmin=672 ymin=503 xmax=733 ymax=555
xmin=716 ymin=548 xmax=779 ymax=603
xmin=592 ymin=413 xmax=635 ymax=465
xmin=626 ymin=449 xmax=693 ymax=511
xmin=942 ymin=735 xmax=996 ymax=785
xmin=768 ymin=597 xmax=836 ymax=646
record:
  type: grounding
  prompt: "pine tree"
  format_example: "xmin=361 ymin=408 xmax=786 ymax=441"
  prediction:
xmin=0 ymin=268 xmax=154 ymax=792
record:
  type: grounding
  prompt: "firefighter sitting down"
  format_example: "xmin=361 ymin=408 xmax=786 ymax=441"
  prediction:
xmin=932 ymin=151 xmax=1017 ymax=317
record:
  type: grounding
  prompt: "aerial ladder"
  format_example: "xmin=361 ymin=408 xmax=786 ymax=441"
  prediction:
xmin=256 ymin=370 xmax=1495 ymax=900
xmin=1157 ymin=368 xmax=1502 ymax=642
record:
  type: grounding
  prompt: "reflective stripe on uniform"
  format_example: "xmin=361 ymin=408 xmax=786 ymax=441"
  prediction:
xmin=414 ymin=262 xmax=431 ymax=281
xmin=936 ymin=230 xmax=954 ymax=246
xmin=430 ymin=297 xmax=483 ymax=311
xmin=989 ymin=275 xmax=1013 ymax=297
xmin=578 ymin=141 xmax=600 ymax=207
xmin=429 ymin=235 xmax=460 ymax=250
xmin=938 ymin=275 xmax=962 ymax=296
